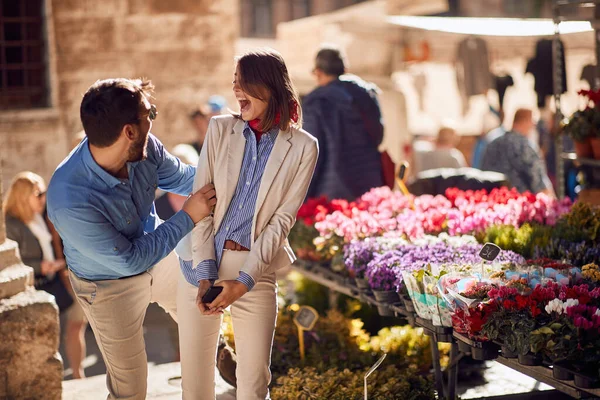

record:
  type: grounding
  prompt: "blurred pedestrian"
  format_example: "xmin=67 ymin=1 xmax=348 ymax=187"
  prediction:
xmin=303 ymin=44 xmax=387 ymax=200
xmin=3 ymin=172 xmax=89 ymax=378
xmin=155 ymin=144 xmax=199 ymax=220
xmin=414 ymin=125 xmax=467 ymax=174
xmin=481 ymin=108 xmax=554 ymax=195
xmin=189 ymin=95 xmax=228 ymax=154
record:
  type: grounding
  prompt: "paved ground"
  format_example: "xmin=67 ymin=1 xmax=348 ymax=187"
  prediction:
xmin=59 ymin=304 xmax=574 ymax=399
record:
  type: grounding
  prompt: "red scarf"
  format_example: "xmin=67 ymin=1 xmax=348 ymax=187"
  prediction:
xmin=248 ymin=100 xmax=299 ymax=141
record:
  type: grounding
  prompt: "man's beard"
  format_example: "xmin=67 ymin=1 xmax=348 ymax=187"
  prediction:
xmin=127 ymin=130 xmax=149 ymax=162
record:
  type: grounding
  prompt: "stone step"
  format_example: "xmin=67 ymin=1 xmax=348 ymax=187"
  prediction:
xmin=0 ymin=239 xmax=21 ymax=271
xmin=0 ymin=288 xmax=62 ymax=400
xmin=0 ymin=264 xmax=33 ymax=300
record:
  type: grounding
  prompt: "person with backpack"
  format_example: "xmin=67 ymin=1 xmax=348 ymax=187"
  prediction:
xmin=303 ymin=45 xmax=393 ymax=201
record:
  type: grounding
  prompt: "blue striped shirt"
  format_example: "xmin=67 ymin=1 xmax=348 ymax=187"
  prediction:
xmin=180 ymin=123 xmax=278 ymax=291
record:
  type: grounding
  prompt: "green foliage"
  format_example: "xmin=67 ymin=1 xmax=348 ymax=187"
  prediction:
xmin=530 ymin=318 xmax=580 ymax=363
xmin=478 ymin=223 xmax=551 ymax=258
xmin=562 ymin=107 xmax=600 ymax=142
xmin=553 ymin=202 xmax=600 ymax=244
xmin=289 ymin=221 xmax=321 ymax=261
xmin=271 ymin=365 xmax=436 ymax=400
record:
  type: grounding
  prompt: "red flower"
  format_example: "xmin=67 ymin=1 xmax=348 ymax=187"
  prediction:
xmin=530 ymin=303 xmax=542 ymax=318
xmin=516 ymin=295 xmax=528 ymax=310
xmin=503 ymin=299 xmax=516 ymax=310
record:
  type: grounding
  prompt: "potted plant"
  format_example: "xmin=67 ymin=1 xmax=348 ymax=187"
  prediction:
xmin=365 ymin=261 xmax=401 ymax=316
xmin=562 ymin=89 xmax=600 ymax=159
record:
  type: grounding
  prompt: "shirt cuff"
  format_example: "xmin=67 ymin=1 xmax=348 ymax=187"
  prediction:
xmin=195 ymin=259 xmax=219 ymax=282
xmin=172 ymin=209 xmax=195 ymax=234
xmin=236 ymin=272 xmax=256 ymax=291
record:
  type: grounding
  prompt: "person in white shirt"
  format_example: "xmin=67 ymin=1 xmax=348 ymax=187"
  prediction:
xmin=414 ymin=126 xmax=467 ymax=174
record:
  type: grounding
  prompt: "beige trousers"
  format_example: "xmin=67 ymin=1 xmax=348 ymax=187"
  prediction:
xmin=178 ymin=250 xmax=278 ymax=400
xmin=68 ymin=251 xmax=179 ymax=400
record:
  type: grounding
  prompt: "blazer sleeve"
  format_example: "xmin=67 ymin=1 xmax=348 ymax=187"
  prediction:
xmin=186 ymin=118 xmax=220 ymax=276
xmin=240 ymin=138 xmax=319 ymax=283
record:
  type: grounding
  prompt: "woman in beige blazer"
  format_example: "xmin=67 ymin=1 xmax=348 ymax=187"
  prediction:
xmin=176 ymin=48 xmax=318 ymax=399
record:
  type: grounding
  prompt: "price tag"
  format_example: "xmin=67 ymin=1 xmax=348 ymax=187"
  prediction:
xmin=293 ymin=306 xmax=319 ymax=331
xmin=479 ymin=243 xmax=501 ymax=262
xmin=293 ymin=306 xmax=319 ymax=361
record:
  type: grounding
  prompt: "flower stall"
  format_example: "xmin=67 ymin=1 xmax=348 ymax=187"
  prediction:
xmin=289 ymin=186 xmax=600 ymax=399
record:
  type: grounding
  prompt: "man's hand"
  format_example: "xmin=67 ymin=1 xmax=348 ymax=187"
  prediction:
xmin=206 ymin=280 xmax=248 ymax=314
xmin=183 ymin=183 xmax=216 ymax=223
xmin=196 ymin=279 xmax=213 ymax=314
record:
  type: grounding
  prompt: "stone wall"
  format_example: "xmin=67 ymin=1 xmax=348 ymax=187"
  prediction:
xmin=0 ymin=0 xmax=238 ymax=184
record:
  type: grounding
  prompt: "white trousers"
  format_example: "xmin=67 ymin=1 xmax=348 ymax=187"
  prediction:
xmin=177 ymin=250 xmax=278 ymax=400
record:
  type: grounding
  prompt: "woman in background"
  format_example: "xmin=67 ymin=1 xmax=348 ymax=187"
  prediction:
xmin=4 ymin=171 xmax=88 ymax=379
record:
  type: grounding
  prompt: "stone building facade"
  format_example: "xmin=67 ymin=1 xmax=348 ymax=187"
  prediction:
xmin=1 ymin=0 xmax=238 ymax=184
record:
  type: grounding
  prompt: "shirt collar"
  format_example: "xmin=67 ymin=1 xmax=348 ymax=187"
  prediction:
xmin=243 ymin=122 xmax=279 ymax=141
xmin=81 ymin=138 xmax=125 ymax=188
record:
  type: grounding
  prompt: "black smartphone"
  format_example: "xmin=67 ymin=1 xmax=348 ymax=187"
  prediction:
xmin=201 ymin=285 xmax=223 ymax=304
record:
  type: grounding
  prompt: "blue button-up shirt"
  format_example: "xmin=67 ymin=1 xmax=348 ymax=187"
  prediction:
xmin=47 ymin=134 xmax=196 ymax=280
xmin=179 ymin=124 xmax=277 ymax=291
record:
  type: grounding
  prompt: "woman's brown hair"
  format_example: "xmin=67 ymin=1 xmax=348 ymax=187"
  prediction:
xmin=3 ymin=171 xmax=45 ymax=223
xmin=235 ymin=48 xmax=302 ymax=132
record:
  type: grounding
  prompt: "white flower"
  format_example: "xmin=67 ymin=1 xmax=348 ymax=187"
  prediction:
xmin=564 ymin=299 xmax=579 ymax=309
xmin=595 ymin=309 xmax=600 ymax=317
xmin=545 ymin=299 xmax=565 ymax=315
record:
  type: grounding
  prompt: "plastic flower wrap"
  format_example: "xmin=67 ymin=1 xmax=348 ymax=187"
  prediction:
xmin=441 ymin=277 xmax=498 ymax=339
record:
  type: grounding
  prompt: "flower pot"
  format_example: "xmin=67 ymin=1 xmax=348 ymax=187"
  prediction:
xmin=355 ymin=278 xmax=371 ymax=291
xmin=372 ymin=290 xmax=400 ymax=304
xmin=501 ymin=345 xmax=518 ymax=359
xmin=518 ymin=353 xmax=542 ymax=366
xmin=574 ymin=373 xmax=599 ymax=389
xmin=470 ymin=343 xmax=499 ymax=361
xmin=552 ymin=364 xmax=574 ymax=381
xmin=591 ymin=137 xmax=600 ymax=159
xmin=376 ymin=305 xmax=395 ymax=317
xmin=574 ymin=138 xmax=594 ymax=159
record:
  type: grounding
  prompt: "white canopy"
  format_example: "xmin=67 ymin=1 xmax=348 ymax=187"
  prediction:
xmin=386 ymin=16 xmax=593 ymax=36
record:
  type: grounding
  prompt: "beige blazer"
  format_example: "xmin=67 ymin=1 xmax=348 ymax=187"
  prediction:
xmin=187 ymin=114 xmax=318 ymax=284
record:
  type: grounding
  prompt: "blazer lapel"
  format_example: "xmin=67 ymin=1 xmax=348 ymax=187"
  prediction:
xmin=253 ymin=129 xmax=292 ymax=230
xmin=219 ymin=119 xmax=246 ymax=231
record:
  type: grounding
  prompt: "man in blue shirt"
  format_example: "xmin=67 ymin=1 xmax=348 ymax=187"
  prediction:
xmin=47 ymin=78 xmax=215 ymax=399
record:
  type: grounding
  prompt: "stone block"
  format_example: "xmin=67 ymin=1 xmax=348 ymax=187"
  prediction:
xmin=54 ymin=17 xmax=115 ymax=55
xmin=127 ymin=0 xmax=214 ymax=15
xmin=0 ymin=264 xmax=33 ymax=300
xmin=0 ymin=289 xmax=61 ymax=400
xmin=52 ymin=0 xmax=128 ymax=18
xmin=119 ymin=15 xmax=222 ymax=51
xmin=0 ymin=239 xmax=21 ymax=271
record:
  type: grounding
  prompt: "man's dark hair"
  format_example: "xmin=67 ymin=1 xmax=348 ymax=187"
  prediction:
xmin=80 ymin=78 xmax=154 ymax=147
xmin=315 ymin=45 xmax=346 ymax=77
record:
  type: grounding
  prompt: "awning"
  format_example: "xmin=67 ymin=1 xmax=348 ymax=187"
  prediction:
xmin=386 ymin=16 xmax=593 ymax=36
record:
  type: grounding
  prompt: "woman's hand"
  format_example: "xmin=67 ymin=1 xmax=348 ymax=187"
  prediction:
xmin=196 ymin=279 xmax=213 ymax=314
xmin=206 ymin=280 xmax=248 ymax=314
xmin=40 ymin=260 xmax=66 ymax=275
